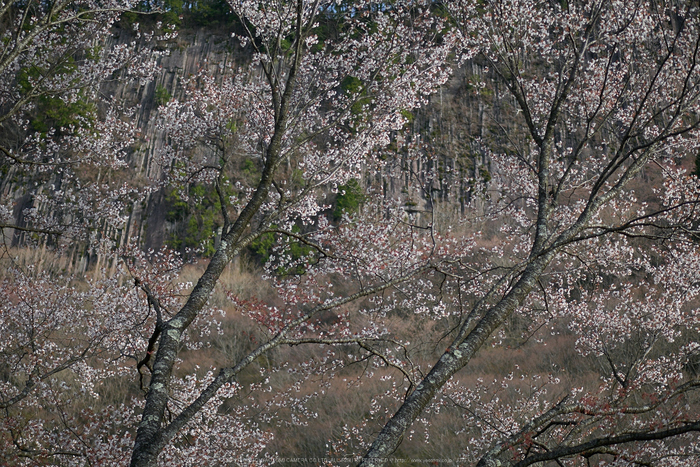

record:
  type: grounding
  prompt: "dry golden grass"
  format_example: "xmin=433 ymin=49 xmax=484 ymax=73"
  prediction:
xmin=0 ymin=246 xmax=641 ymax=465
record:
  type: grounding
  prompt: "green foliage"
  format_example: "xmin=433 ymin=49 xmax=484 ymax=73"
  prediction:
xmin=119 ymin=0 xmax=238 ymax=29
xmin=341 ymin=76 xmax=363 ymax=95
xmin=165 ymin=183 xmax=227 ymax=257
xmin=291 ymin=168 xmax=305 ymax=187
xmin=241 ymin=159 xmax=257 ymax=176
xmin=165 ymin=189 xmax=188 ymax=222
xmin=118 ymin=11 xmax=139 ymax=27
xmin=333 ymin=178 xmax=365 ymax=221
xmin=28 ymin=96 xmax=96 ymax=135
xmin=186 ymin=0 xmax=236 ymax=26
xmin=154 ymin=85 xmax=172 ymax=107
xmin=340 ymin=76 xmax=372 ymax=118
xmin=160 ymin=0 xmax=184 ymax=26
xmin=247 ymin=225 xmax=312 ymax=275
xmin=239 ymin=159 xmax=261 ymax=188
xmin=248 ymin=231 xmax=274 ymax=264
xmin=479 ymin=166 xmax=492 ymax=183
xmin=400 ymin=109 xmax=414 ymax=124
xmin=351 ymin=97 xmax=372 ymax=116
xmin=18 ymin=61 xmax=96 ymax=135
xmin=280 ymin=37 xmax=293 ymax=52
xmin=309 ymin=23 xmax=330 ymax=53
xmin=119 ymin=0 xmax=183 ymax=26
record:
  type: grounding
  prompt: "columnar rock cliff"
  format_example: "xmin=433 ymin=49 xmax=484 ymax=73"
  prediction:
xmin=2 ymin=25 xmax=498 ymax=274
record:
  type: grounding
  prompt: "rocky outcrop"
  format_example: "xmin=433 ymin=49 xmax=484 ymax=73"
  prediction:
xmin=2 ymin=25 xmax=500 ymax=274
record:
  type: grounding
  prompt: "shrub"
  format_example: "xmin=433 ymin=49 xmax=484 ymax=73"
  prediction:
xmin=333 ymin=178 xmax=365 ymax=220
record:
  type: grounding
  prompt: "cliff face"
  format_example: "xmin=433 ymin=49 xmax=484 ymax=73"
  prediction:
xmin=107 ymin=27 xmax=249 ymax=254
xmin=2 ymin=25 xmax=498 ymax=274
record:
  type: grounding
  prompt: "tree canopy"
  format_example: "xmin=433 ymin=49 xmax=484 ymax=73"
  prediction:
xmin=1 ymin=1 xmax=700 ymax=466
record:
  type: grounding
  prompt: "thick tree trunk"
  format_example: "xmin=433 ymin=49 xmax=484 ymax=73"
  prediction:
xmin=129 ymin=5 xmax=306 ymax=463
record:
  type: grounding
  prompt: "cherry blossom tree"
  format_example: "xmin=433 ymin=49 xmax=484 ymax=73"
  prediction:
xmin=3 ymin=0 xmax=700 ymax=465
xmin=0 ymin=0 xmax=168 ymax=463
xmin=0 ymin=0 xmax=168 ymax=242
xmin=132 ymin=1 xmax=700 ymax=465
xmin=358 ymin=0 xmax=700 ymax=465
xmin=1 ymin=0 xmax=456 ymax=463
xmin=128 ymin=1 xmax=456 ymax=465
